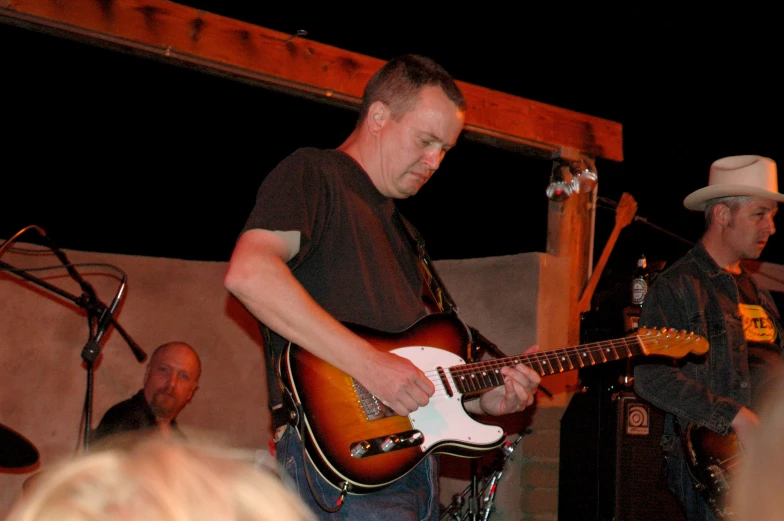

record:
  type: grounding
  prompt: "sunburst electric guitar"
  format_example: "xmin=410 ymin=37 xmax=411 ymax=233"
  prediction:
xmin=280 ymin=312 xmax=709 ymax=494
xmin=683 ymin=424 xmax=742 ymax=520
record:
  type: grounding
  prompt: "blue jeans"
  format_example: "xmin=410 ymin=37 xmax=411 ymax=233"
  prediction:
xmin=276 ymin=426 xmax=440 ymax=521
xmin=666 ymin=454 xmax=718 ymax=521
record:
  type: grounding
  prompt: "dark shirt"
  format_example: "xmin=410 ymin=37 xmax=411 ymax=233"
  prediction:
xmin=241 ymin=148 xmax=428 ymax=409
xmin=92 ymin=390 xmax=182 ymax=443
xmin=238 ymin=147 xmax=437 ymax=521
xmin=733 ymin=270 xmax=783 ymax=409
xmin=634 ymin=241 xmax=784 ymax=441
xmin=632 ymin=241 xmax=783 ymax=521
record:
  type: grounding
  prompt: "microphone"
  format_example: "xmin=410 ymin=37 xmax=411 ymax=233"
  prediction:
xmin=36 ymin=228 xmax=146 ymax=363
xmin=81 ymin=276 xmax=127 ymax=363
xmin=1 ymin=225 xmax=146 ymax=363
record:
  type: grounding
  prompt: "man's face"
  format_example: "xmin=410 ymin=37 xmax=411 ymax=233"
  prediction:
xmin=723 ymin=197 xmax=778 ymax=260
xmin=143 ymin=344 xmax=200 ymax=422
xmin=374 ymin=86 xmax=465 ymax=198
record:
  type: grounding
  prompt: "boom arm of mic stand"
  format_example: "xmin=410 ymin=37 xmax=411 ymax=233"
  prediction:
xmin=112 ymin=320 xmax=147 ymax=362
xmin=632 ymin=216 xmax=696 ymax=247
xmin=0 ymin=260 xmax=147 ymax=362
xmin=40 ymin=233 xmax=102 ymax=311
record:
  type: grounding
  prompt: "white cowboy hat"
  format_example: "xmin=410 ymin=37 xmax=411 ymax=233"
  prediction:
xmin=683 ymin=155 xmax=784 ymax=210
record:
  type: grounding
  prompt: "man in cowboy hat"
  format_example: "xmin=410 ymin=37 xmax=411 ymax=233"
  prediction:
xmin=634 ymin=155 xmax=784 ymax=521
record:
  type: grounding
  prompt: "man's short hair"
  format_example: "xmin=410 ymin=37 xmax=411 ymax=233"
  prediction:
xmin=357 ymin=54 xmax=466 ymax=125
xmin=704 ymin=195 xmax=752 ymax=228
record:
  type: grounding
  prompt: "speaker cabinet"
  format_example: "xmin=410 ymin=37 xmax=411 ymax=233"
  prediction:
xmin=559 ymin=365 xmax=686 ymax=521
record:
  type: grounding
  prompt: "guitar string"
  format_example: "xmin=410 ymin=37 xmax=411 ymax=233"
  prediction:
xmin=450 ymin=338 xmax=640 ymax=378
xmin=719 ymin=451 xmax=743 ymax=471
xmin=429 ymin=341 xmax=634 ymax=376
xmin=380 ymin=332 xmax=695 ymax=400
xmin=444 ymin=329 xmax=697 ymax=380
xmin=417 ymin=338 xmax=642 ymax=398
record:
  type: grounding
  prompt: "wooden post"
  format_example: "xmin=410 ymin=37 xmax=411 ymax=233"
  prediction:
xmin=545 ymin=162 xmax=594 ymax=347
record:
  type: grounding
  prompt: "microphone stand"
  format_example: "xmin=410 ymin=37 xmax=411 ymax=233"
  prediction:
xmin=596 ymin=196 xmax=695 ymax=247
xmin=80 ymin=274 xmax=128 ymax=452
xmin=0 ymin=259 xmax=146 ymax=451
xmin=0 ymin=260 xmax=146 ymax=362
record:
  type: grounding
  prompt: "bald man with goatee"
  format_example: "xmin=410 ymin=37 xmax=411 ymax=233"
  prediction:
xmin=93 ymin=342 xmax=201 ymax=442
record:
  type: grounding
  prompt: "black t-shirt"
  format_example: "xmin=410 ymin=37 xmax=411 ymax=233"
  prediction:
xmin=241 ymin=148 xmax=429 ymax=405
xmin=733 ymin=271 xmax=782 ymax=410
xmin=92 ymin=390 xmax=182 ymax=443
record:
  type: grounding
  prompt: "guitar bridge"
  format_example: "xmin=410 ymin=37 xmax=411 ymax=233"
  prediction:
xmin=353 ymin=379 xmax=394 ymax=420
xmin=349 ymin=430 xmax=424 ymax=458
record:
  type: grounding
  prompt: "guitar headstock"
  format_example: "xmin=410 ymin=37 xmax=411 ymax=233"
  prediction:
xmin=615 ymin=192 xmax=638 ymax=228
xmin=636 ymin=327 xmax=709 ymax=358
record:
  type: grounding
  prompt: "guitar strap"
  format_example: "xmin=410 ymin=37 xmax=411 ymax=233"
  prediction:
xmin=394 ymin=208 xmax=456 ymax=315
xmin=394 ymin=208 xmax=509 ymax=361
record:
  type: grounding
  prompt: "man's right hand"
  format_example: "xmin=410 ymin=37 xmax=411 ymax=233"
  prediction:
xmin=358 ymin=350 xmax=435 ymax=417
xmin=226 ymin=230 xmax=436 ymax=417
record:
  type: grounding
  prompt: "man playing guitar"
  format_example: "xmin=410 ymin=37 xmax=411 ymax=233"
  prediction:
xmin=224 ymin=55 xmax=541 ymax=521
xmin=634 ymin=155 xmax=784 ymax=521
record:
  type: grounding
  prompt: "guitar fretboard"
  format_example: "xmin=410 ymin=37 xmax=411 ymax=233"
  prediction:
xmin=449 ymin=336 xmax=644 ymax=394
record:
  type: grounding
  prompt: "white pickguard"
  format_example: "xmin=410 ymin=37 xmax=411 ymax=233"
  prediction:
xmin=391 ymin=346 xmax=504 ymax=451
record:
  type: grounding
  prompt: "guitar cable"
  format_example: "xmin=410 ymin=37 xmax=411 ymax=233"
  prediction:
xmin=297 ymin=422 xmax=349 ymax=513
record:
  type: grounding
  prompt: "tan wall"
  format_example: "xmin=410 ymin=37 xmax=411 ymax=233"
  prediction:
xmin=0 ymin=245 xmax=573 ymax=520
xmin=435 ymin=253 xmax=572 ymax=521
xmin=0 ymin=244 xmax=271 ymax=518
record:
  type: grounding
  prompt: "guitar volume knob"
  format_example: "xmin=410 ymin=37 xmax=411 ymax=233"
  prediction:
xmin=350 ymin=441 xmax=371 ymax=458
xmin=381 ymin=436 xmax=401 ymax=452
xmin=404 ymin=432 xmax=424 ymax=446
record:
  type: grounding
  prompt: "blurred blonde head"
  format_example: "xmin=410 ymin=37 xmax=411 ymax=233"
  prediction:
xmin=7 ymin=435 xmax=315 ymax=521
xmin=733 ymin=375 xmax=784 ymax=521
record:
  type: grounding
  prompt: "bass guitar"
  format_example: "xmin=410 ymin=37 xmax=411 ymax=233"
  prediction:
xmin=683 ymin=423 xmax=742 ymax=520
xmin=281 ymin=312 xmax=709 ymax=494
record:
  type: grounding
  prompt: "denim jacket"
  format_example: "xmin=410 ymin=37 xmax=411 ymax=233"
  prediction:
xmin=633 ymin=241 xmax=783 ymax=451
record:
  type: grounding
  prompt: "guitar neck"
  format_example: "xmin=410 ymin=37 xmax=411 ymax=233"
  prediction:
xmin=450 ymin=336 xmax=643 ymax=394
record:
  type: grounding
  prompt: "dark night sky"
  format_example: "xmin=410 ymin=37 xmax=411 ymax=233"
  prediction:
xmin=2 ymin=6 xmax=782 ymax=320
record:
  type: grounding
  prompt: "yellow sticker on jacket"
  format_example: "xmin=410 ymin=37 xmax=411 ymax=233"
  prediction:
xmin=738 ymin=303 xmax=776 ymax=343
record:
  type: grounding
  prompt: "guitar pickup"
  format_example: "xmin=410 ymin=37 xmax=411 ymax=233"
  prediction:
xmin=349 ymin=430 xmax=424 ymax=458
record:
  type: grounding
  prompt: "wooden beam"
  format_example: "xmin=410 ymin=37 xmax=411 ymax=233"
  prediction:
xmin=0 ymin=0 xmax=623 ymax=162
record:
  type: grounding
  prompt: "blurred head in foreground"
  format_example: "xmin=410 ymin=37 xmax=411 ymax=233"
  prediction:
xmin=733 ymin=373 xmax=784 ymax=521
xmin=7 ymin=435 xmax=315 ymax=521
